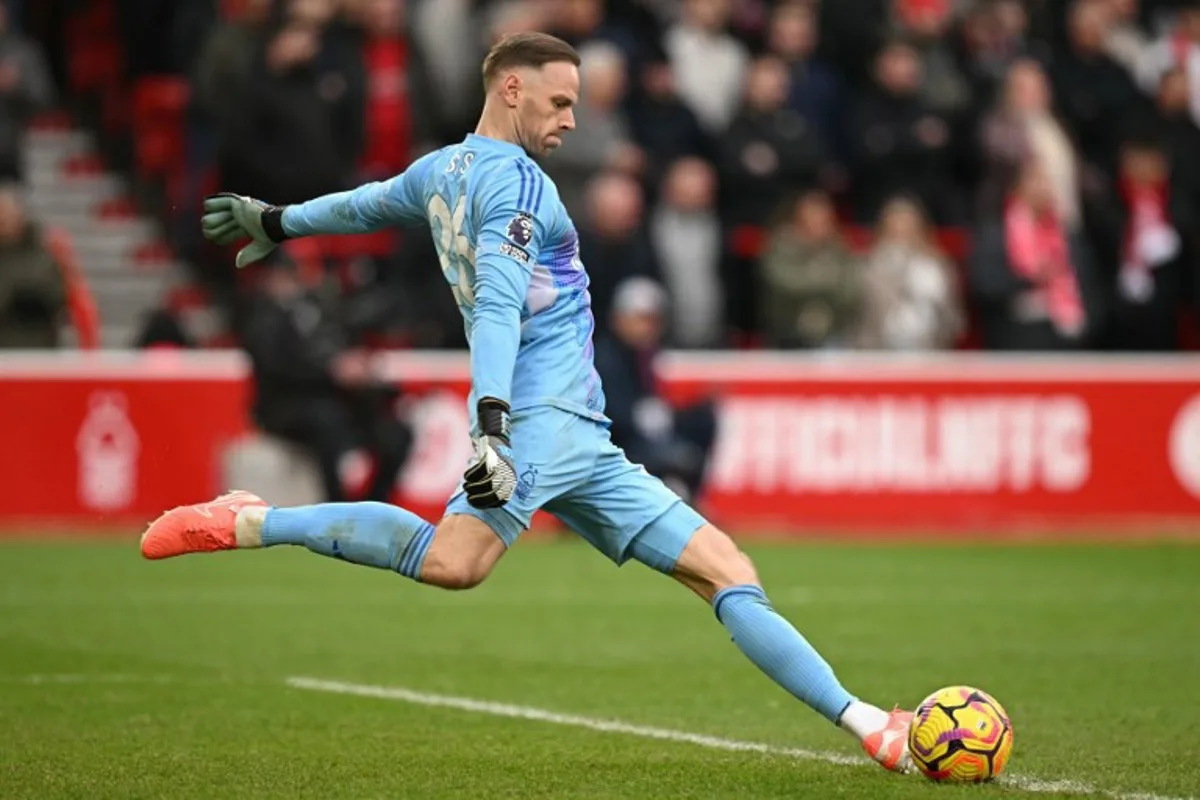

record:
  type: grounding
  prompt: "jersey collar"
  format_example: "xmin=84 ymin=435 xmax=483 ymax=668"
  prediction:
xmin=465 ymin=133 xmax=528 ymax=157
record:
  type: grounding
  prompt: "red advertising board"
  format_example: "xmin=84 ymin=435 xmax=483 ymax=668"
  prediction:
xmin=1 ymin=351 xmax=1199 ymax=535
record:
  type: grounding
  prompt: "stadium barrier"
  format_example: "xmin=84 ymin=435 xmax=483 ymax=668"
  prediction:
xmin=1 ymin=350 xmax=1199 ymax=536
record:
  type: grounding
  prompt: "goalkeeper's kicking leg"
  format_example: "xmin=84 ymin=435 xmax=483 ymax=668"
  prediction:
xmin=644 ymin=518 xmax=914 ymax=773
xmin=139 ymin=491 xmax=510 ymax=590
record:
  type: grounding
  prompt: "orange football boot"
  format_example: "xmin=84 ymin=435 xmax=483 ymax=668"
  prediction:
xmin=861 ymin=706 xmax=915 ymax=774
xmin=140 ymin=490 xmax=266 ymax=560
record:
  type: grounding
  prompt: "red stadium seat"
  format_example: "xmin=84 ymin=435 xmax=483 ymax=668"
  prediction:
xmin=30 ymin=112 xmax=72 ymax=133
xmin=67 ymin=41 xmax=122 ymax=95
xmin=132 ymin=77 xmax=190 ymax=131
xmin=728 ymin=224 xmax=766 ymax=260
xmin=135 ymin=126 xmax=185 ymax=178
xmin=843 ymin=225 xmax=874 ymax=252
xmin=62 ymin=154 xmax=106 ymax=177
xmin=130 ymin=77 xmax=190 ymax=183
xmin=96 ymin=196 xmax=138 ymax=221
xmin=935 ymin=227 xmax=969 ymax=262
xmin=133 ymin=240 xmax=176 ymax=269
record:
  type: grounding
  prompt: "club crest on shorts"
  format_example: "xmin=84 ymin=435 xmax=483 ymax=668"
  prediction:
xmin=516 ymin=467 xmax=538 ymax=501
xmin=506 ymin=213 xmax=534 ymax=247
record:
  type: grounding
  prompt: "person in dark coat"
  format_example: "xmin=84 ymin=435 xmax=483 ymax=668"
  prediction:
xmin=1090 ymin=136 xmax=1194 ymax=350
xmin=1049 ymin=0 xmax=1145 ymax=180
xmin=577 ymin=171 xmax=660 ymax=335
xmin=0 ymin=184 xmax=65 ymax=349
xmin=216 ymin=15 xmax=363 ymax=205
xmin=626 ymin=57 xmax=712 ymax=198
xmin=846 ymin=39 xmax=960 ymax=223
xmin=592 ymin=277 xmax=717 ymax=503
xmin=1150 ymin=68 xmax=1200 ymax=228
xmin=718 ymin=55 xmax=830 ymax=231
xmin=969 ymin=159 xmax=1106 ymax=350
xmin=238 ymin=259 xmax=411 ymax=503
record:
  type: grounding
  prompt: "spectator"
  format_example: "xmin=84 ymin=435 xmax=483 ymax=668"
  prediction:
xmin=483 ymin=0 xmax=549 ymax=46
xmin=979 ymin=59 xmax=1082 ymax=225
xmin=626 ymin=57 xmax=711 ymax=193
xmin=1051 ymin=0 xmax=1144 ymax=177
xmin=969 ymin=160 xmax=1104 ymax=350
xmin=0 ymin=185 xmax=66 ymax=349
xmin=0 ymin=1 xmax=53 ymax=180
xmin=890 ymin=0 xmax=971 ymax=115
xmin=759 ymin=189 xmax=863 ymax=349
xmin=1104 ymin=0 xmax=1155 ymax=75
xmin=1136 ymin=1 xmax=1200 ymax=127
xmin=765 ymin=1 xmax=842 ymax=153
xmin=1152 ymin=68 xmax=1200 ymax=195
xmin=577 ymin=172 xmax=659 ymax=331
xmin=856 ymin=195 xmax=964 ymax=350
xmin=818 ymin=0 xmax=889 ymax=85
xmin=719 ymin=56 xmax=828 ymax=229
xmin=593 ymin=276 xmax=718 ymax=503
xmin=959 ymin=0 xmax=1035 ymax=110
xmin=239 ymin=259 xmax=413 ymax=503
xmin=847 ymin=39 xmax=960 ymax=222
xmin=1147 ymin=67 xmax=1200 ymax=291
xmin=1102 ymin=137 xmax=1192 ymax=349
xmin=650 ymin=157 xmax=723 ymax=347
xmin=664 ymin=0 xmax=749 ymax=133
xmin=353 ymin=0 xmax=433 ymax=181
xmin=719 ymin=55 xmax=831 ymax=336
xmin=216 ymin=7 xmax=363 ymax=205
xmin=543 ymin=41 xmax=641 ymax=217
xmin=547 ymin=0 xmax=640 ymax=59
xmin=548 ymin=0 xmax=605 ymax=47
xmin=1032 ymin=0 xmax=1071 ymax=40
xmin=409 ymin=0 xmax=482 ymax=141
xmin=193 ymin=0 xmax=272 ymax=129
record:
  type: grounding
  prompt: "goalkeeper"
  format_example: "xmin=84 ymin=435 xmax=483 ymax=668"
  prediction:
xmin=141 ymin=32 xmax=915 ymax=773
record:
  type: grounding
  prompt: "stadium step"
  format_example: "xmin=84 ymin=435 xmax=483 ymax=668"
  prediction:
xmin=80 ymin=254 xmax=178 ymax=276
xmin=21 ymin=121 xmax=192 ymax=347
xmin=98 ymin=323 xmax=140 ymax=349
xmin=88 ymin=275 xmax=174 ymax=309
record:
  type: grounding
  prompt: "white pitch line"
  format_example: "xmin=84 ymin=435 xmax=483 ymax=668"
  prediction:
xmin=2 ymin=673 xmax=178 ymax=685
xmin=285 ymin=676 xmax=1196 ymax=800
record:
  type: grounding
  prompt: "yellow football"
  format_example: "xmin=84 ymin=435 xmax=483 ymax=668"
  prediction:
xmin=908 ymin=686 xmax=1014 ymax=782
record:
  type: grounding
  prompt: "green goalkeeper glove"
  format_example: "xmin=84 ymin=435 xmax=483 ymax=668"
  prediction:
xmin=200 ymin=193 xmax=290 ymax=268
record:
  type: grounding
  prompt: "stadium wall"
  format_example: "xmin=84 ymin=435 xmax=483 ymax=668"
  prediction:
xmin=1 ymin=351 xmax=1199 ymax=536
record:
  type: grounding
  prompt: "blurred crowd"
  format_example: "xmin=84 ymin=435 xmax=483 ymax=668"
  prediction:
xmin=7 ymin=0 xmax=1200 ymax=354
xmin=0 ymin=1 xmax=61 ymax=348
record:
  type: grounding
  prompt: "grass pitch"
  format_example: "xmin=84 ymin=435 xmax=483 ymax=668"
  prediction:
xmin=1 ymin=536 xmax=1198 ymax=799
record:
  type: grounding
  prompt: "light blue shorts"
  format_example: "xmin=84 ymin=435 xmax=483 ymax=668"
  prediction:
xmin=444 ymin=407 xmax=707 ymax=574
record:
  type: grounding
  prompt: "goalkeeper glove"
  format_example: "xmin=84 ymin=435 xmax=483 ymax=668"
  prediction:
xmin=200 ymin=193 xmax=290 ymax=268
xmin=463 ymin=398 xmax=518 ymax=509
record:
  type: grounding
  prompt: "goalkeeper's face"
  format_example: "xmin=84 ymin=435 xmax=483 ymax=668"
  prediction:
xmin=516 ymin=62 xmax=579 ymax=156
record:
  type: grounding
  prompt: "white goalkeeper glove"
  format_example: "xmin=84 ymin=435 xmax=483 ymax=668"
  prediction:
xmin=200 ymin=193 xmax=290 ymax=268
xmin=463 ymin=398 xmax=518 ymax=509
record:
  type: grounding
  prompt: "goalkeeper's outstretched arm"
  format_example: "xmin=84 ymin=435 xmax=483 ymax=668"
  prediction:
xmin=201 ymin=151 xmax=438 ymax=268
xmin=282 ymin=168 xmax=428 ymax=237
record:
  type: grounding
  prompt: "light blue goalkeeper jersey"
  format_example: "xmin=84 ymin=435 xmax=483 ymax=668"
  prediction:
xmin=281 ymin=133 xmax=607 ymax=432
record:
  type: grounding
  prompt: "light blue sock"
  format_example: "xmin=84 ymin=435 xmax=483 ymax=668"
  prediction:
xmin=260 ymin=502 xmax=435 ymax=580
xmin=713 ymin=584 xmax=855 ymax=723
